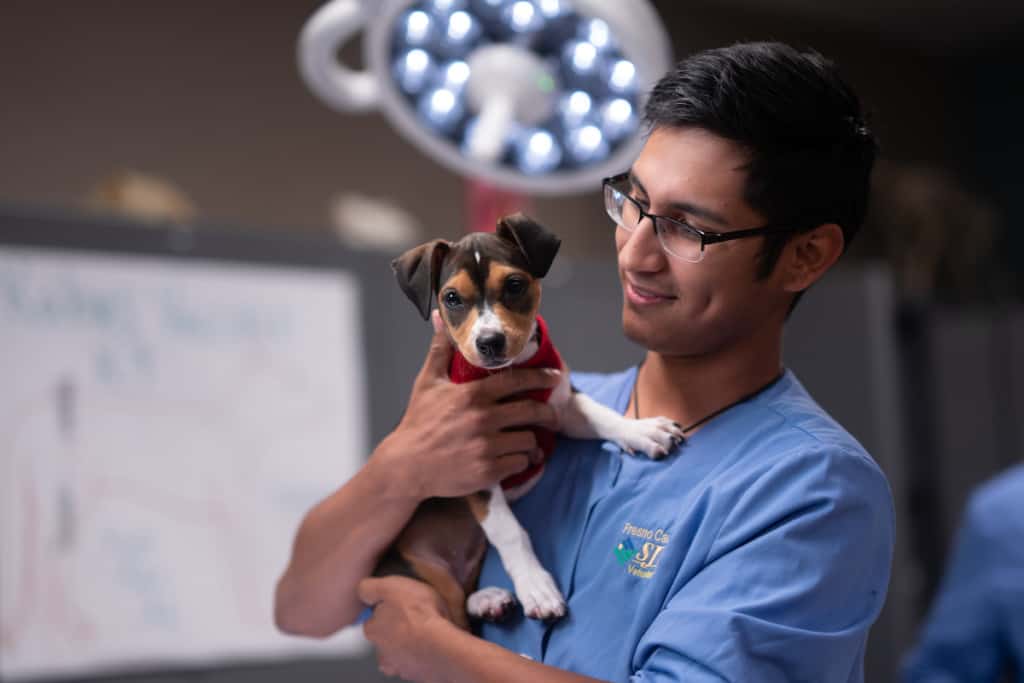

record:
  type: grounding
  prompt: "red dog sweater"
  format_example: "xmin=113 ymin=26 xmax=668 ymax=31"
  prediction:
xmin=448 ymin=314 xmax=562 ymax=490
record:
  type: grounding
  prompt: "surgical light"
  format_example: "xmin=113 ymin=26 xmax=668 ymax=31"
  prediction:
xmin=298 ymin=0 xmax=672 ymax=194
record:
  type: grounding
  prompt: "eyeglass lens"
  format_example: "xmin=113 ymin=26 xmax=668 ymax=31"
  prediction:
xmin=604 ymin=183 xmax=703 ymax=262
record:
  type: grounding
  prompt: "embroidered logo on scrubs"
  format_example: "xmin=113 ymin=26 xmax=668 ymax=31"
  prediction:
xmin=614 ymin=540 xmax=637 ymax=564
xmin=616 ymin=522 xmax=670 ymax=579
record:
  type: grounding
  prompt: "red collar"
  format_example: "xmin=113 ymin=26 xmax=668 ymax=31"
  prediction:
xmin=448 ymin=315 xmax=562 ymax=489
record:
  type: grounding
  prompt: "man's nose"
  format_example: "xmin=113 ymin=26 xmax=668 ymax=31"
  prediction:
xmin=617 ymin=217 xmax=666 ymax=272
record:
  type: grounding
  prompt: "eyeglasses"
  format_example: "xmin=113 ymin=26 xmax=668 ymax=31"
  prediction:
xmin=602 ymin=173 xmax=798 ymax=263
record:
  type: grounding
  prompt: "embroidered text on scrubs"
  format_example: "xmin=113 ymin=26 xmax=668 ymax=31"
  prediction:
xmin=622 ymin=522 xmax=671 ymax=543
xmin=617 ymin=523 xmax=670 ymax=579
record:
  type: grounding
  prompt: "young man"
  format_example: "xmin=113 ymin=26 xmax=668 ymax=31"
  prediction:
xmin=275 ymin=42 xmax=894 ymax=682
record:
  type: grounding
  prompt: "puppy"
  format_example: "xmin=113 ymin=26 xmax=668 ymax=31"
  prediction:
xmin=382 ymin=213 xmax=683 ymax=628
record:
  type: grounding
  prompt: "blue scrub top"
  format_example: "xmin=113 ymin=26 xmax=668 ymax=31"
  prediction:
xmin=903 ymin=464 xmax=1024 ymax=682
xmin=478 ymin=367 xmax=895 ymax=683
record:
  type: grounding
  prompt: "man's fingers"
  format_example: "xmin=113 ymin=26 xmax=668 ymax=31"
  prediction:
xmin=359 ymin=575 xmax=425 ymax=606
xmin=357 ymin=577 xmax=384 ymax=606
xmin=491 ymin=453 xmax=532 ymax=481
xmin=476 ymin=366 xmax=562 ymax=402
xmin=418 ymin=310 xmax=454 ymax=380
xmin=490 ymin=430 xmax=539 ymax=457
xmin=492 ymin=398 xmax=559 ymax=431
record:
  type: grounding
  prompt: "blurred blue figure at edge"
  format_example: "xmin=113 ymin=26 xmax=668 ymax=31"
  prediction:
xmin=904 ymin=463 xmax=1024 ymax=682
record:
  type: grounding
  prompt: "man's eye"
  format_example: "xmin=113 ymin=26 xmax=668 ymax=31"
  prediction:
xmin=505 ymin=277 xmax=527 ymax=296
xmin=443 ymin=291 xmax=463 ymax=308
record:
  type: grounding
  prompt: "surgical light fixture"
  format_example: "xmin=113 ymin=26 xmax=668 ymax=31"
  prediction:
xmin=298 ymin=0 xmax=672 ymax=195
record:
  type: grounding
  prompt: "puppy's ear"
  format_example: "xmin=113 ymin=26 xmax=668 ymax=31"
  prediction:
xmin=391 ymin=240 xmax=450 ymax=320
xmin=496 ymin=213 xmax=561 ymax=278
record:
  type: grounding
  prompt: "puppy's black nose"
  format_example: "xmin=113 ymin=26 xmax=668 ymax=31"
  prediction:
xmin=476 ymin=333 xmax=506 ymax=359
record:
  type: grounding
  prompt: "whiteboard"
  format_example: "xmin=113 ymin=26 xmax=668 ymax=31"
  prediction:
xmin=0 ymin=246 xmax=370 ymax=680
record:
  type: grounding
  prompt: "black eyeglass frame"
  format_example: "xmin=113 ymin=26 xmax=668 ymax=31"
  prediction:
xmin=602 ymin=173 xmax=800 ymax=260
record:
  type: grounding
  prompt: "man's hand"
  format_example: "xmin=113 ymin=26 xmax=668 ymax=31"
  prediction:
xmin=373 ymin=310 xmax=562 ymax=501
xmin=358 ymin=576 xmax=608 ymax=683
xmin=358 ymin=576 xmax=453 ymax=681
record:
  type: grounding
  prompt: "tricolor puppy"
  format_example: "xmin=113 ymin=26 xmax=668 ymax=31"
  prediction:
xmin=383 ymin=213 xmax=684 ymax=627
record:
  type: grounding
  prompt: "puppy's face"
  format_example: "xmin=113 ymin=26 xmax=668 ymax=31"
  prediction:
xmin=437 ymin=234 xmax=542 ymax=368
xmin=392 ymin=213 xmax=561 ymax=369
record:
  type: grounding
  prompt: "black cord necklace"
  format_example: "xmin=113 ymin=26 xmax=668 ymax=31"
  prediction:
xmin=632 ymin=364 xmax=785 ymax=437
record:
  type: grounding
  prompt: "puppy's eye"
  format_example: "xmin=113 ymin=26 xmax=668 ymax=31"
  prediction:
xmin=505 ymin=277 xmax=527 ymax=296
xmin=443 ymin=290 xmax=463 ymax=308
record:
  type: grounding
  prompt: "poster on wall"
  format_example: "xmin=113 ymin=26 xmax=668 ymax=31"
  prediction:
xmin=0 ymin=246 xmax=369 ymax=680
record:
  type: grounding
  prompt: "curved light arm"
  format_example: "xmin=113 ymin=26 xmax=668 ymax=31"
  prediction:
xmin=297 ymin=0 xmax=381 ymax=113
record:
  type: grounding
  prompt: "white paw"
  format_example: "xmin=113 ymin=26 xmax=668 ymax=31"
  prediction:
xmin=466 ymin=586 xmax=517 ymax=622
xmin=511 ymin=564 xmax=566 ymax=621
xmin=614 ymin=416 xmax=685 ymax=459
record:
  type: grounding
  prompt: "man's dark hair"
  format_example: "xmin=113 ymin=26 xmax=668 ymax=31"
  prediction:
xmin=643 ymin=42 xmax=878 ymax=304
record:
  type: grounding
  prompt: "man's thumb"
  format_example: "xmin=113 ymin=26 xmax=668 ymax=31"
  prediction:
xmin=357 ymin=577 xmax=382 ymax=606
xmin=421 ymin=310 xmax=453 ymax=377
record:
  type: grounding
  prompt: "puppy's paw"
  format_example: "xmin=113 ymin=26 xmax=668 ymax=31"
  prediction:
xmin=615 ymin=416 xmax=685 ymax=459
xmin=466 ymin=586 xmax=517 ymax=622
xmin=513 ymin=565 xmax=566 ymax=621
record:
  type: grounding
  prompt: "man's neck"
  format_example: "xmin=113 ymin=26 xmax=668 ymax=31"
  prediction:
xmin=635 ymin=328 xmax=784 ymax=432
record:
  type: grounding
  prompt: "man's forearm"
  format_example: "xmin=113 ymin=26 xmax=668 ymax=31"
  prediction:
xmin=422 ymin=619 xmax=611 ymax=683
xmin=274 ymin=444 xmax=420 ymax=637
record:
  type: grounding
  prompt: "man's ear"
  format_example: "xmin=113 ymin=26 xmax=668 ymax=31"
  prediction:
xmin=391 ymin=239 xmax=450 ymax=320
xmin=779 ymin=223 xmax=845 ymax=293
xmin=496 ymin=213 xmax=561 ymax=278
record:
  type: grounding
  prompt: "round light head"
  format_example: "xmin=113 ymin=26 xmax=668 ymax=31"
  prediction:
xmin=347 ymin=0 xmax=672 ymax=194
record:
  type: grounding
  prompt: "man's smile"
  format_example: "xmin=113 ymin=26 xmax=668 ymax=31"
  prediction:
xmin=624 ymin=279 xmax=677 ymax=306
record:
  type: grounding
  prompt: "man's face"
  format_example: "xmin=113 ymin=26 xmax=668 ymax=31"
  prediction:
xmin=616 ymin=126 xmax=791 ymax=358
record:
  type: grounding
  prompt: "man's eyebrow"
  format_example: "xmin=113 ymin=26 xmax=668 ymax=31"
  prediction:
xmin=627 ymin=169 xmax=731 ymax=227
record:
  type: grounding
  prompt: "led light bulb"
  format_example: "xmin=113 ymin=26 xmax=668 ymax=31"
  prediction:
xmin=598 ymin=97 xmax=636 ymax=142
xmin=392 ymin=48 xmax=438 ymax=96
xmin=577 ymin=17 xmax=614 ymax=52
xmin=555 ymin=89 xmax=594 ymax=131
xmin=495 ymin=0 xmax=546 ymax=44
xmin=437 ymin=59 xmax=472 ymax=93
xmin=535 ymin=0 xmax=569 ymax=19
xmin=566 ymin=123 xmax=609 ymax=165
xmin=394 ymin=9 xmax=439 ymax=50
xmin=418 ymin=86 xmax=466 ymax=134
xmin=514 ymin=127 xmax=563 ymax=174
xmin=424 ymin=0 xmax=468 ymax=18
xmin=436 ymin=10 xmax=484 ymax=58
xmin=604 ymin=58 xmax=637 ymax=95
xmin=560 ymin=39 xmax=604 ymax=93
